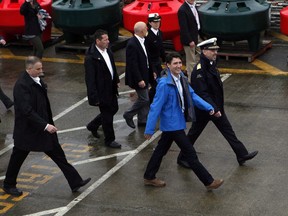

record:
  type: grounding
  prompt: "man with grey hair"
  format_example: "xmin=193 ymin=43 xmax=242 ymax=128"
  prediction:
xmin=123 ymin=21 xmax=154 ymax=129
xmin=2 ymin=56 xmax=91 ymax=196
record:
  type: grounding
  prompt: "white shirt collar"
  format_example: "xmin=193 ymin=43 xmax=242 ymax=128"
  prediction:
xmin=30 ymin=76 xmax=41 ymax=85
xmin=150 ymin=28 xmax=159 ymax=36
xmin=95 ymin=45 xmax=106 ymax=54
xmin=135 ymin=34 xmax=145 ymax=44
xmin=186 ymin=1 xmax=196 ymax=7
xmin=171 ymin=73 xmax=181 ymax=82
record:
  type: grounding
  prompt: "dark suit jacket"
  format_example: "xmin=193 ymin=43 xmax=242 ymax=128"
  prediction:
xmin=191 ymin=53 xmax=224 ymax=113
xmin=84 ymin=43 xmax=119 ymax=107
xmin=145 ymin=28 xmax=166 ymax=64
xmin=178 ymin=2 xmax=199 ymax=46
xmin=125 ymin=36 xmax=153 ymax=90
xmin=20 ymin=1 xmax=42 ymax=36
xmin=13 ymin=71 xmax=58 ymax=152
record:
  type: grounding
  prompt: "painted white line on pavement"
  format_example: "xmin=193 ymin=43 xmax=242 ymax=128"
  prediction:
xmin=53 ymin=97 xmax=88 ymax=121
xmin=23 ymin=207 xmax=67 ymax=216
xmin=54 ymin=130 xmax=162 ymax=216
xmin=25 ymin=130 xmax=161 ymax=216
xmin=0 ymin=150 xmax=135 ymax=183
xmin=72 ymin=150 xmax=135 ymax=166
xmin=220 ymin=73 xmax=232 ymax=82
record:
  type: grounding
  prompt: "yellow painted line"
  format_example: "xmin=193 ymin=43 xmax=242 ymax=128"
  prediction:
xmin=219 ymin=68 xmax=264 ymax=74
xmin=270 ymin=31 xmax=288 ymax=42
xmin=252 ymin=59 xmax=288 ymax=76
xmin=1 ymin=48 xmax=288 ymax=75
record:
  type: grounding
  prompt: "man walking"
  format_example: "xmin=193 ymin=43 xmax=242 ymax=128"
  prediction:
xmin=84 ymin=29 xmax=121 ymax=148
xmin=2 ymin=56 xmax=91 ymax=196
xmin=143 ymin=52 xmax=223 ymax=190
xmin=123 ymin=21 xmax=154 ymax=128
xmin=177 ymin=38 xmax=258 ymax=168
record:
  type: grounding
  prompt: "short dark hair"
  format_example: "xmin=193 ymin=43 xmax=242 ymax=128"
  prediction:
xmin=94 ymin=29 xmax=108 ymax=41
xmin=25 ymin=56 xmax=41 ymax=69
xmin=165 ymin=52 xmax=182 ymax=64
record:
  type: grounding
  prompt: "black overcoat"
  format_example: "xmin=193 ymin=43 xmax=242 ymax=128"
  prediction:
xmin=84 ymin=43 xmax=119 ymax=106
xmin=177 ymin=2 xmax=199 ymax=46
xmin=20 ymin=1 xmax=42 ymax=36
xmin=125 ymin=36 xmax=153 ymax=89
xmin=13 ymin=71 xmax=58 ymax=152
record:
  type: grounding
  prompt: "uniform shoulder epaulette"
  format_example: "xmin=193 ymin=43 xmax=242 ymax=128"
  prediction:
xmin=196 ymin=63 xmax=201 ymax=70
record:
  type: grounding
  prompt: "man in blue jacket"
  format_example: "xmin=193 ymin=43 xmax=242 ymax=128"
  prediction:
xmin=143 ymin=52 xmax=223 ymax=190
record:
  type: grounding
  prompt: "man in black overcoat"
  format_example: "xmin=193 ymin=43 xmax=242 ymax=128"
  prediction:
xmin=84 ymin=29 xmax=121 ymax=148
xmin=2 ymin=56 xmax=91 ymax=196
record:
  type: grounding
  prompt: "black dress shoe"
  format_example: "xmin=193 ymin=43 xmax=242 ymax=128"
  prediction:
xmin=86 ymin=125 xmax=100 ymax=138
xmin=106 ymin=141 xmax=121 ymax=148
xmin=177 ymin=159 xmax=190 ymax=169
xmin=72 ymin=178 xmax=91 ymax=192
xmin=237 ymin=151 xmax=258 ymax=165
xmin=123 ymin=113 xmax=135 ymax=129
xmin=3 ymin=186 xmax=23 ymax=196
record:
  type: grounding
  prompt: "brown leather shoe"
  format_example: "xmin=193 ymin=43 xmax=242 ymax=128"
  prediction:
xmin=144 ymin=178 xmax=166 ymax=187
xmin=206 ymin=179 xmax=224 ymax=190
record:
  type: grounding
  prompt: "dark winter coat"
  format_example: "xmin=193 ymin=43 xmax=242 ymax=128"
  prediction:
xmin=84 ymin=43 xmax=119 ymax=106
xmin=13 ymin=71 xmax=58 ymax=152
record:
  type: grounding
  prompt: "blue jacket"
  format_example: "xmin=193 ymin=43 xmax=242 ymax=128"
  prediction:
xmin=145 ymin=69 xmax=213 ymax=135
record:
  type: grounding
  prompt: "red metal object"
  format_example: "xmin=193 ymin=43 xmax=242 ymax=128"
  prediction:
xmin=0 ymin=0 xmax=52 ymax=42
xmin=123 ymin=0 xmax=184 ymax=51
xmin=280 ymin=6 xmax=288 ymax=35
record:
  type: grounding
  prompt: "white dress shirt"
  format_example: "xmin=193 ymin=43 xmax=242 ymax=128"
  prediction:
xmin=186 ymin=1 xmax=200 ymax=30
xmin=96 ymin=45 xmax=114 ymax=79
xmin=135 ymin=34 xmax=149 ymax=68
xmin=172 ymin=74 xmax=185 ymax=113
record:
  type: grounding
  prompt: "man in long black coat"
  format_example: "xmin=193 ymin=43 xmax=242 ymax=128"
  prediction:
xmin=123 ymin=21 xmax=154 ymax=129
xmin=84 ymin=29 xmax=121 ymax=148
xmin=2 ymin=56 xmax=90 ymax=196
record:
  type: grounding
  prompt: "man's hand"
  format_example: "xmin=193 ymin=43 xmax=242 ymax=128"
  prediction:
xmin=144 ymin=134 xmax=152 ymax=140
xmin=153 ymin=72 xmax=157 ymax=80
xmin=0 ymin=39 xmax=6 ymax=45
xmin=46 ymin=124 xmax=58 ymax=134
xmin=214 ymin=111 xmax=222 ymax=118
xmin=138 ymin=80 xmax=146 ymax=88
xmin=189 ymin=41 xmax=195 ymax=48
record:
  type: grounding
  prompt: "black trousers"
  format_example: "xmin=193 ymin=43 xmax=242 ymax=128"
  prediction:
xmin=148 ymin=61 xmax=163 ymax=104
xmin=144 ymin=130 xmax=214 ymax=186
xmin=4 ymin=145 xmax=83 ymax=190
xmin=87 ymin=95 xmax=118 ymax=145
xmin=29 ymin=35 xmax=44 ymax=59
xmin=187 ymin=110 xmax=249 ymax=158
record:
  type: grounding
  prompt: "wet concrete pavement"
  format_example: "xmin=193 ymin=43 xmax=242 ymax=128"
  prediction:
xmin=1 ymin=31 xmax=288 ymax=215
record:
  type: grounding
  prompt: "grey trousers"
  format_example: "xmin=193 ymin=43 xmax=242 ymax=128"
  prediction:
xmin=124 ymin=88 xmax=150 ymax=123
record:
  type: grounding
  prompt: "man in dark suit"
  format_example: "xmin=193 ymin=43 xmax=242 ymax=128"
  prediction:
xmin=84 ymin=29 xmax=121 ymax=148
xmin=145 ymin=13 xmax=166 ymax=103
xmin=177 ymin=38 xmax=258 ymax=168
xmin=123 ymin=21 xmax=153 ymax=129
xmin=2 ymin=56 xmax=91 ymax=196
xmin=178 ymin=0 xmax=201 ymax=81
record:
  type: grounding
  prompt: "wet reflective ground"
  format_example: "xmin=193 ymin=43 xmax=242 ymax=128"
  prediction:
xmin=1 ymin=32 xmax=288 ymax=215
